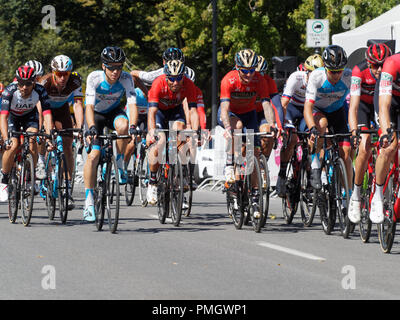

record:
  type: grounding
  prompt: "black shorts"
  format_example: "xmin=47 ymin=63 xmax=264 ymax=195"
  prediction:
xmin=8 ymin=111 xmax=39 ymax=138
xmin=313 ymin=107 xmax=350 ymax=146
xmin=51 ymin=104 xmax=74 ymax=136
xmin=357 ymin=100 xmax=375 ymax=129
xmin=90 ymin=107 xmax=128 ymax=147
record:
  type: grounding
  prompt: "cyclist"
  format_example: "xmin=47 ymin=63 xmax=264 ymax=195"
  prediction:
xmin=39 ymin=55 xmax=84 ymax=210
xmin=219 ymin=49 xmax=277 ymax=218
xmin=83 ymin=46 xmax=138 ymax=222
xmin=146 ymin=59 xmax=199 ymax=205
xmin=0 ymin=66 xmax=53 ymax=201
xmin=369 ymin=51 xmax=400 ymax=224
xmin=348 ymin=43 xmax=392 ymax=224
xmin=130 ymin=47 xmax=195 ymax=95
xmin=272 ymin=54 xmax=324 ymax=197
xmin=304 ymin=45 xmax=352 ymax=193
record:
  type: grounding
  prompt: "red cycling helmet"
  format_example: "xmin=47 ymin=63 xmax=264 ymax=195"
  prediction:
xmin=0 ymin=82 xmax=4 ymax=94
xmin=297 ymin=63 xmax=307 ymax=72
xmin=365 ymin=43 xmax=392 ymax=65
xmin=15 ymin=65 xmax=36 ymax=82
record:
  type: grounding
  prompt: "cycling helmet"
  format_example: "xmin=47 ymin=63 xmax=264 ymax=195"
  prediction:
xmin=25 ymin=60 xmax=44 ymax=77
xmin=51 ymin=55 xmax=73 ymax=72
xmin=15 ymin=65 xmax=36 ymax=81
xmin=304 ymin=54 xmax=324 ymax=71
xmin=185 ymin=66 xmax=195 ymax=82
xmin=256 ymin=55 xmax=268 ymax=72
xmin=164 ymin=60 xmax=185 ymax=76
xmin=235 ymin=49 xmax=258 ymax=69
xmin=322 ymin=45 xmax=348 ymax=70
xmin=297 ymin=63 xmax=307 ymax=72
xmin=162 ymin=47 xmax=184 ymax=62
xmin=365 ymin=43 xmax=392 ymax=65
xmin=101 ymin=46 xmax=126 ymax=64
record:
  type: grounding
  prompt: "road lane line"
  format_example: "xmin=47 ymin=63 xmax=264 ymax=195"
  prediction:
xmin=257 ymin=241 xmax=326 ymax=261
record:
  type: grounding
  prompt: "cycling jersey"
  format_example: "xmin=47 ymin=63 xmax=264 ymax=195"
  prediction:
xmin=255 ymin=73 xmax=278 ymax=112
xmin=281 ymin=70 xmax=308 ymax=107
xmin=306 ymin=67 xmax=351 ymax=113
xmin=220 ymin=70 xmax=270 ymax=114
xmin=195 ymin=85 xmax=206 ymax=129
xmin=148 ymin=74 xmax=197 ymax=110
xmin=40 ymin=71 xmax=83 ymax=110
xmin=85 ymin=70 xmax=136 ymax=114
xmin=379 ymin=53 xmax=400 ymax=97
xmin=1 ymin=83 xmax=51 ymax=117
xmin=350 ymin=61 xmax=377 ymax=104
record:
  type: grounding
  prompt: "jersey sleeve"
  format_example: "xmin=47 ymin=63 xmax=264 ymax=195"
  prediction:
xmin=257 ymin=76 xmax=270 ymax=102
xmin=147 ymin=79 xmax=161 ymax=108
xmin=305 ymin=71 xmax=320 ymax=103
xmin=220 ymin=75 xmax=232 ymax=102
xmin=85 ymin=72 xmax=97 ymax=105
xmin=0 ymin=86 xmax=12 ymax=114
xmin=121 ymin=72 xmax=137 ymax=105
xmin=139 ymin=68 xmax=164 ymax=86
xmin=71 ymin=72 xmax=84 ymax=99
xmin=185 ymin=79 xmax=197 ymax=108
xmin=350 ymin=65 xmax=362 ymax=97
xmin=380 ymin=58 xmax=397 ymax=96
xmin=37 ymin=85 xmax=52 ymax=115
xmin=282 ymin=72 xmax=299 ymax=99
xmin=266 ymin=75 xmax=278 ymax=97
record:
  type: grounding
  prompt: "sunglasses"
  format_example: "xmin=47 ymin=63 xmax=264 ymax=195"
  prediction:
xmin=17 ymin=80 xmax=34 ymax=87
xmin=370 ymin=63 xmax=384 ymax=69
xmin=326 ymin=68 xmax=344 ymax=74
xmin=239 ymin=68 xmax=255 ymax=75
xmin=167 ymin=74 xmax=183 ymax=82
xmin=104 ymin=64 xmax=124 ymax=71
xmin=54 ymin=71 xmax=71 ymax=77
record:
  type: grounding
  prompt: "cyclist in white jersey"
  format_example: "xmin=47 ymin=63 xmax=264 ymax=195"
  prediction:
xmin=304 ymin=45 xmax=352 ymax=192
xmin=273 ymin=54 xmax=324 ymax=197
xmin=83 ymin=46 xmax=138 ymax=222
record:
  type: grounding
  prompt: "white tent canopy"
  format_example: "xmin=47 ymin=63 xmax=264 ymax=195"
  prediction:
xmin=332 ymin=5 xmax=400 ymax=56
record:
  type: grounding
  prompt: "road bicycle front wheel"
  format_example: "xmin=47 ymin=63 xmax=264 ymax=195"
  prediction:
xmin=282 ymin=157 xmax=300 ymax=225
xmin=259 ymin=155 xmax=269 ymax=228
xmin=170 ymin=156 xmax=184 ymax=227
xmin=377 ymin=176 xmax=396 ymax=253
xmin=45 ymin=154 xmax=56 ymax=220
xmin=359 ymin=171 xmax=373 ymax=243
xmin=8 ymin=166 xmax=19 ymax=224
xmin=21 ymin=153 xmax=35 ymax=226
xmin=95 ymin=162 xmax=105 ymax=231
xmin=247 ymin=158 xmax=264 ymax=233
xmin=58 ymin=154 xmax=69 ymax=224
xmin=157 ymin=165 xmax=170 ymax=224
xmin=183 ymin=164 xmax=193 ymax=217
xmin=138 ymin=151 xmax=149 ymax=207
xmin=334 ymin=158 xmax=351 ymax=239
xmin=124 ymin=151 xmax=136 ymax=206
xmin=300 ymin=165 xmax=316 ymax=227
xmin=105 ymin=155 xmax=120 ymax=233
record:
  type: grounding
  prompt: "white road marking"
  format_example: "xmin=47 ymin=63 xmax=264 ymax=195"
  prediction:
xmin=257 ymin=241 xmax=326 ymax=261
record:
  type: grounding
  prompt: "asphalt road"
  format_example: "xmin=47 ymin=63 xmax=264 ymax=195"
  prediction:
xmin=0 ymin=182 xmax=399 ymax=301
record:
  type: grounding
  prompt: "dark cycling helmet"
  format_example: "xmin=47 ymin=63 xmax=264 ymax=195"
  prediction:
xmin=256 ymin=55 xmax=268 ymax=72
xmin=162 ymin=47 xmax=184 ymax=62
xmin=322 ymin=45 xmax=348 ymax=70
xmin=101 ymin=46 xmax=126 ymax=64
xmin=365 ymin=43 xmax=392 ymax=65
xmin=15 ymin=65 xmax=36 ymax=81
xmin=304 ymin=54 xmax=324 ymax=71
xmin=164 ymin=59 xmax=185 ymax=76
xmin=235 ymin=49 xmax=258 ymax=69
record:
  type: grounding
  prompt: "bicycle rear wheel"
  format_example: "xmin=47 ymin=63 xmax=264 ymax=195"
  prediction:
xmin=300 ymin=165 xmax=316 ymax=227
xmin=8 ymin=166 xmax=19 ymax=224
xmin=318 ymin=184 xmax=336 ymax=235
xmin=124 ymin=151 xmax=136 ymax=206
xmin=377 ymin=177 xmax=396 ymax=253
xmin=21 ymin=153 xmax=35 ymax=226
xmin=226 ymin=181 xmax=244 ymax=230
xmin=259 ymin=155 xmax=269 ymax=228
xmin=105 ymin=155 xmax=120 ymax=233
xmin=157 ymin=165 xmax=170 ymax=224
xmin=58 ymin=154 xmax=69 ymax=224
xmin=282 ymin=158 xmax=299 ymax=225
xmin=334 ymin=158 xmax=351 ymax=238
xmin=170 ymin=156 xmax=184 ymax=226
xmin=45 ymin=153 xmax=56 ymax=220
xmin=183 ymin=164 xmax=193 ymax=217
xmin=71 ymin=142 xmax=77 ymax=195
xmin=95 ymin=162 xmax=105 ymax=231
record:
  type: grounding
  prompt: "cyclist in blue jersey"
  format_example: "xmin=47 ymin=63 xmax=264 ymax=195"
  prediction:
xmin=304 ymin=45 xmax=352 ymax=192
xmin=83 ymin=46 xmax=138 ymax=222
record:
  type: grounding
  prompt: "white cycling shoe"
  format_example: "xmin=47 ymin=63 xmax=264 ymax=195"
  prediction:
xmin=348 ymin=195 xmax=361 ymax=224
xmin=370 ymin=196 xmax=384 ymax=224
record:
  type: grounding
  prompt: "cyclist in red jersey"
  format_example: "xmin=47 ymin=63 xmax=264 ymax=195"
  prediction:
xmin=348 ymin=43 xmax=391 ymax=223
xmin=219 ymin=49 xmax=277 ymax=217
xmin=146 ymin=59 xmax=199 ymax=205
xmin=370 ymin=51 xmax=400 ymax=223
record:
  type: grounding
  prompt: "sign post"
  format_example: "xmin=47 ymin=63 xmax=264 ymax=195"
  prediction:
xmin=306 ymin=19 xmax=329 ymax=49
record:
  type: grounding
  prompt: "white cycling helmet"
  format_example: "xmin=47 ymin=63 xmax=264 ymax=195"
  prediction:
xmin=25 ymin=60 xmax=44 ymax=77
xmin=185 ymin=66 xmax=195 ymax=82
xmin=51 ymin=55 xmax=73 ymax=72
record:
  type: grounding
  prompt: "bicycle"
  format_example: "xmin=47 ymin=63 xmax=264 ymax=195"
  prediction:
xmin=224 ymin=130 xmax=274 ymax=233
xmin=281 ymin=129 xmax=314 ymax=226
xmin=70 ymin=129 xmax=83 ymax=196
xmin=39 ymin=128 xmax=81 ymax=224
xmin=312 ymin=129 xmax=353 ymax=238
xmin=92 ymin=132 xmax=131 ymax=233
xmin=155 ymin=128 xmax=195 ymax=227
xmin=8 ymin=131 xmax=47 ymax=226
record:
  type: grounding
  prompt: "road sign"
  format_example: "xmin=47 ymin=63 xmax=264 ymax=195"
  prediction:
xmin=306 ymin=19 xmax=329 ymax=48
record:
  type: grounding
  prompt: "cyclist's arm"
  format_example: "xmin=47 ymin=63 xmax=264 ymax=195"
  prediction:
xmin=182 ymin=98 xmax=191 ymax=128
xmin=190 ymin=106 xmax=199 ymax=131
xmin=379 ymin=71 xmax=395 ymax=136
xmin=43 ymin=111 xmax=54 ymax=136
xmin=348 ymin=95 xmax=360 ymax=134
xmin=132 ymin=76 xmax=148 ymax=98
xmin=220 ymin=100 xmax=231 ymax=129
xmin=261 ymin=99 xmax=275 ymax=125
xmin=36 ymin=101 xmax=43 ymax=131
xmin=85 ymin=104 xmax=95 ymax=129
xmin=147 ymin=106 xmax=157 ymax=133
xmin=0 ymin=112 xmax=8 ymax=141
xmin=127 ymin=102 xmax=138 ymax=127
xmin=73 ymin=98 xmax=84 ymax=129
xmin=303 ymin=100 xmax=316 ymax=130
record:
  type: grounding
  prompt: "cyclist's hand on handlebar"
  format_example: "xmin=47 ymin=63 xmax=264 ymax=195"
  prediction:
xmin=85 ymin=125 xmax=98 ymax=144
xmin=350 ymin=130 xmax=360 ymax=149
xmin=46 ymin=140 xmax=55 ymax=152
xmin=309 ymin=126 xmax=319 ymax=143
xmin=3 ymin=139 xmax=12 ymax=151
xmin=379 ymin=129 xmax=393 ymax=149
xmin=129 ymin=124 xmax=138 ymax=137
